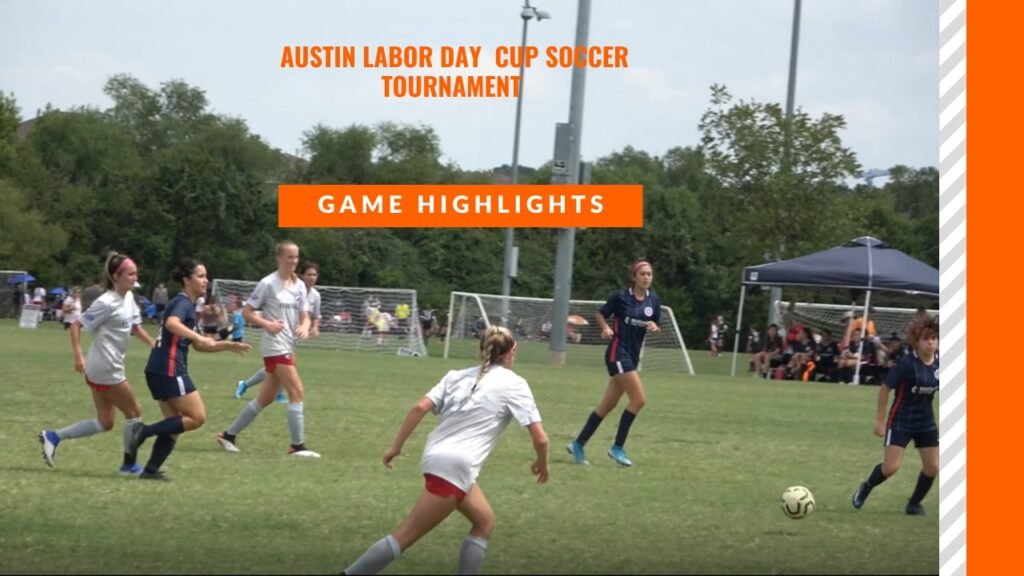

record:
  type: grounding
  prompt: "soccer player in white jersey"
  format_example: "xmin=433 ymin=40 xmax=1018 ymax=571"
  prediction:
xmin=38 ymin=252 xmax=156 ymax=475
xmin=233 ymin=261 xmax=322 ymax=402
xmin=340 ymin=326 xmax=549 ymax=575
xmin=217 ymin=241 xmax=318 ymax=457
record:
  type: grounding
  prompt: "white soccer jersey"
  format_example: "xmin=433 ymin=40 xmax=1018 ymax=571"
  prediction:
xmin=246 ymin=272 xmax=308 ymax=357
xmin=421 ymin=365 xmax=542 ymax=492
xmin=79 ymin=290 xmax=141 ymax=384
xmin=63 ymin=296 xmax=82 ymax=325
xmin=307 ymin=287 xmax=322 ymax=321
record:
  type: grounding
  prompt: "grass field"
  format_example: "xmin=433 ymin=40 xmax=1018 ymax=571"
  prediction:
xmin=0 ymin=320 xmax=938 ymax=574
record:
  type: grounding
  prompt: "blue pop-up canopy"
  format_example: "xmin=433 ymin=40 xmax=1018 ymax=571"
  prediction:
xmin=730 ymin=237 xmax=939 ymax=378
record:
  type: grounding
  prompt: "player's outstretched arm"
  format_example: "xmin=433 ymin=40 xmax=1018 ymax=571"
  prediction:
xmin=874 ymin=385 xmax=891 ymax=437
xmin=528 ymin=422 xmax=549 ymax=484
xmin=595 ymin=312 xmax=613 ymax=341
xmin=383 ymin=397 xmax=435 ymax=468
xmin=69 ymin=321 xmax=85 ymax=373
xmin=132 ymin=324 xmax=156 ymax=349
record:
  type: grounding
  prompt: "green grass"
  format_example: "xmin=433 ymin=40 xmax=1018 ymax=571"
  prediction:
xmin=0 ymin=320 xmax=937 ymax=574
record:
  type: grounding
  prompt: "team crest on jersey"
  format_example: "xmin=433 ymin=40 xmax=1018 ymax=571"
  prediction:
xmin=644 ymin=306 xmax=653 ymax=317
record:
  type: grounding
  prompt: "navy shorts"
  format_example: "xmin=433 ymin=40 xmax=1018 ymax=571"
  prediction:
xmin=606 ymin=354 xmax=638 ymax=377
xmin=884 ymin=427 xmax=939 ymax=449
xmin=145 ymin=372 xmax=196 ymax=401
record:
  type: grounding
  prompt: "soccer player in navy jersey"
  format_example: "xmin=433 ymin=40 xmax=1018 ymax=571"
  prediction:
xmin=127 ymin=259 xmax=251 ymax=480
xmin=852 ymin=316 xmax=940 ymax=515
xmin=566 ymin=260 xmax=661 ymax=467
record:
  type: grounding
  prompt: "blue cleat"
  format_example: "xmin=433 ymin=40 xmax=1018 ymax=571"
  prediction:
xmin=275 ymin=391 xmax=288 ymax=404
xmin=39 ymin=430 xmax=60 ymax=468
xmin=607 ymin=445 xmax=633 ymax=467
xmin=120 ymin=463 xmax=144 ymax=475
xmin=566 ymin=440 xmax=589 ymax=465
xmin=235 ymin=380 xmax=247 ymax=399
xmin=852 ymin=482 xmax=871 ymax=509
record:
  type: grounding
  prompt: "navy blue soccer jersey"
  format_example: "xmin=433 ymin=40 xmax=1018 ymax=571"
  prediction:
xmin=600 ymin=288 xmax=661 ymax=363
xmin=145 ymin=293 xmax=196 ymax=377
xmin=884 ymin=350 xmax=939 ymax=432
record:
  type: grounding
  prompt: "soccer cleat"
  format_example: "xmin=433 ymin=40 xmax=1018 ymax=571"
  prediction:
xmin=275 ymin=391 xmax=288 ymax=404
xmin=288 ymin=444 xmax=321 ymax=458
xmin=217 ymin=432 xmax=241 ymax=453
xmin=852 ymin=482 xmax=871 ymax=509
xmin=235 ymin=380 xmax=247 ymax=399
xmin=119 ymin=463 xmax=144 ymax=475
xmin=39 ymin=430 xmax=60 ymax=468
xmin=139 ymin=470 xmax=169 ymax=481
xmin=126 ymin=421 xmax=146 ymax=463
xmin=566 ymin=440 xmax=590 ymax=465
xmin=607 ymin=445 xmax=633 ymax=467
xmin=905 ymin=501 xmax=927 ymax=516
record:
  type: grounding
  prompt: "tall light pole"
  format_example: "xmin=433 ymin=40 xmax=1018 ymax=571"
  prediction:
xmin=769 ymin=0 xmax=802 ymax=329
xmin=501 ymin=1 xmax=550 ymax=324
xmin=549 ymin=0 xmax=590 ymax=365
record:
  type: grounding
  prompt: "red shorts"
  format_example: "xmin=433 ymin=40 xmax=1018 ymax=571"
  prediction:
xmin=86 ymin=377 xmax=123 ymax=392
xmin=263 ymin=353 xmax=296 ymax=373
xmin=424 ymin=474 xmax=466 ymax=502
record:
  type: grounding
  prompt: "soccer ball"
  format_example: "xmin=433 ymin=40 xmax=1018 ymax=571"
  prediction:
xmin=780 ymin=486 xmax=815 ymax=519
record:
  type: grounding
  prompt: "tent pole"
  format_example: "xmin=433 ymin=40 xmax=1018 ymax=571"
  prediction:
xmin=853 ymin=290 xmax=872 ymax=385
xmin=731 ymin=285 xmax=747 ymax=377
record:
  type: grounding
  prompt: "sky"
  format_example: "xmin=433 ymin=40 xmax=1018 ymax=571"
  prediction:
xmin=0 ymin=0 xmax=937 ymax=178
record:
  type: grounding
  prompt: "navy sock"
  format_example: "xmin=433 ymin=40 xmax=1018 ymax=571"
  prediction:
xmin=123 ymin=452 xmax=134 ymax=467
xmin=614 ymin=410 xmax=638 ymax=447
xmin=909 ymin=471 xmax=935 ymax=505
xmin=575 ymin=412 xmax=604 ymax=447
xmin=141 ymin=416 xmax=185 ymax=441
xmin=144 ymin=435 xmax=177 ymax=474
xmin=865 ymin=463 xmax=888 ymax=489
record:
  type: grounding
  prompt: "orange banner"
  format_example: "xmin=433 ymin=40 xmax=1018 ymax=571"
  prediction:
xmin=970 ymin=1 xmax=1018 ymax=573
xmin=277 ymin=184 xmax=643 ymax=228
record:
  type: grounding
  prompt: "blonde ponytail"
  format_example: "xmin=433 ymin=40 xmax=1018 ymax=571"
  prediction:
xmin=474 ymin=325 xmax=516 ymax=389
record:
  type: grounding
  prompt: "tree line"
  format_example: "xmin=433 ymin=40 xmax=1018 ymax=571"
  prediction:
xmin=0 ymin=76 xmax=938 ymax=345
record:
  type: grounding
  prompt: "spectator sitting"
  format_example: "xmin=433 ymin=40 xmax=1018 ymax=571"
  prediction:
xmin=753 ymin=323 xmax=784 ymax=378
xmin=786 ymin=327 xmax=817 ymax=380
xmin=813 ymin=329 xmax=841 ymax=382
xmin=745 ymin=326 xmax=762 ymax=372
xmin=836 ymin=329 xmax=878 ymax=384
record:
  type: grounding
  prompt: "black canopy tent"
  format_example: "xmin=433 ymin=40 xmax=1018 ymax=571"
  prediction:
xmin=730 ymin=236 xmax=940 ymax=380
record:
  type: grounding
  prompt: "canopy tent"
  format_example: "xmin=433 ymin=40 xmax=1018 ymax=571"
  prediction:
xmin=730 ymin=236 xmax=940 ymax=380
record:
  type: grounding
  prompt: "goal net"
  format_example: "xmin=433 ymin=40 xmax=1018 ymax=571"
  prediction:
xmin=774 ymin=300 xmax=939 ymax=341
xmin=211 ymin=279 xmax=428 ymax=357
xmin=1 ymin=270 xmax=30 ymax=319
xmin=444 ymin=291 xmax=694 ymax=374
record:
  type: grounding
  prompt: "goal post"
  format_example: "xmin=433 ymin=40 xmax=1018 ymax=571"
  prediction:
xmin=773 ymin=300 xmax=938 ymax=341
xmin=444 ymin=291 xmax=695 ymax=375
xmin=212 ymin=279 xmax=428 ymax=357
xmin=1 ymin=270 xmax=30 ymax=320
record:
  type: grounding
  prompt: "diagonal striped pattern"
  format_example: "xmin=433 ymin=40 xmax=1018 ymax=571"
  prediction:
xmin=938 ymin=0 xmax=966 ymax=575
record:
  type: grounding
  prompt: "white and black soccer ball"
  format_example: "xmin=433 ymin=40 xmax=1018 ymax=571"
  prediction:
xmin=780 ymin=486 xmax=815 ymax=519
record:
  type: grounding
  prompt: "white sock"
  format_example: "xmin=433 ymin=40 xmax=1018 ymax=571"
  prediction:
xmin=243 ymin=368 xmax=266 ymax=390
xmin=344 ymin=534 xmax=401 ymax=575
xmin=123 ymin=417 xmax=142 ymax=457
xmin=55 ymin=419 xmax=105 ymax=440
xmin=457 ymin=535 xmax=488 ymax=575
xmin=287 ymin=402 xmax=304 ymax=446
xmin=227 ymin=400 xmax=263 ymax=436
